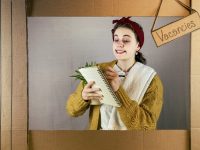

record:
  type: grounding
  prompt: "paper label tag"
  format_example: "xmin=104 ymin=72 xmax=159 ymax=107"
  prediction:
xmin=152 ymin=11 xmax=200 ymax=47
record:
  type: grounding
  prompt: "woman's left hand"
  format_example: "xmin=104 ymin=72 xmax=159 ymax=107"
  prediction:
xmin=104 ymin=66 xmax=121 ymax=92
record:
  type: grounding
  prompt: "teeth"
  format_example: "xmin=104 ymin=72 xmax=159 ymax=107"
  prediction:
xmin=116 ymin=50 xmax=126 ymax=54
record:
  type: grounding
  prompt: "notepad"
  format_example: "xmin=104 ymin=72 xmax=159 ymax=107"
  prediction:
xmin=79 ymin=66 xmax=121 ymax=107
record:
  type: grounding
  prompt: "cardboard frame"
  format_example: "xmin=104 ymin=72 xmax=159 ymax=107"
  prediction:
xmin=1 ymin=0 xmax=200 ymax=150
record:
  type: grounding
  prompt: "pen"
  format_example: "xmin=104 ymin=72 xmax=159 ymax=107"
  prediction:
xmin=118 ymin=75 xmax=126 ymax=77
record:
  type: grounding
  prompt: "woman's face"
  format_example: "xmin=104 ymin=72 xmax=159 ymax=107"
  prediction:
xmin=112 ymin=27 xmax=140 ymax=61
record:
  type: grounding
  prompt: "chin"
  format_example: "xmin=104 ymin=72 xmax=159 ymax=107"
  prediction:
xmin=113 ymin=53 xmax=129 ymax=60
xmin=114 ymin=56 xmax=127 ymax=61
xmin=114 ymin=55 xmax=132 ymax=61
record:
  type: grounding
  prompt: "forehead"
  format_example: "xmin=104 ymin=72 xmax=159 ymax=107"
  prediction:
xmin=114 ymin=27 xmax=135 ymax=38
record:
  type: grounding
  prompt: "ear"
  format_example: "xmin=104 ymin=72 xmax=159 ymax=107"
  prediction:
xmin=136 ymin=42 xmax=141 ymax=51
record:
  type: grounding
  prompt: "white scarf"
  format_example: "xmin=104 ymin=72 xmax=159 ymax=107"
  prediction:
xmin=100 ymin=62 xmax=156 ymax=130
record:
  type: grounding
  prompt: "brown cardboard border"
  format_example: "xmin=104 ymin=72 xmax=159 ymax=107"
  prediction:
xmin=29 ymin=0 xmax=190 ymax=16
xmin=1 ymin=0 xmax=12 ymax=149
xmin=1 ymin=0 xmax=200 ymax=150
xmin=28 ymin=130 xmax=189 ymax=150
xmin=191 ymin=1 xmax=200 ymax=150
xmin=1 ymin=0 xmax=28 ymax=150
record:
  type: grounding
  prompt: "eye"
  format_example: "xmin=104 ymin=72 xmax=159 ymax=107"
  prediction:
xmin=114 ymin=39 xmax=119 ymax=42
xmin=122 ymin=40 xmax=130 ymax=43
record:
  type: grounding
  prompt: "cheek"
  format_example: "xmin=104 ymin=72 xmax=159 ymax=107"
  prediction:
xmin=126 ymin=45 xmax=137 ymax=55
xmin=127 ymin=42 xmax=139 ymax=51
xmin=112 ymin=43 xmax=116 ymax=50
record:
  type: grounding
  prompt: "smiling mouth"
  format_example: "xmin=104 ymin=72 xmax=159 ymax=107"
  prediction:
xmin=115 ymin=50 xmax=127 ymax=54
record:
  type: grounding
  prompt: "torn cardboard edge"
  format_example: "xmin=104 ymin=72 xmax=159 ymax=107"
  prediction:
xmin=151 ymin=0 xmax=200 ymax=47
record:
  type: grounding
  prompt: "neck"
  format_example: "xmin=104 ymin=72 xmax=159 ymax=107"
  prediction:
xmin=116 ymin=58 xmax=136 ymax=72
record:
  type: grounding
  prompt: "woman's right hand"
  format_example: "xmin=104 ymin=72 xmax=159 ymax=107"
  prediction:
xmin=82 ymin=81 xmax=103 ymax=101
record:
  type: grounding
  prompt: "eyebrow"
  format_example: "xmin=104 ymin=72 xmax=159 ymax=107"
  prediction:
xmin=114 ymin=34 xmax=131 ymax=38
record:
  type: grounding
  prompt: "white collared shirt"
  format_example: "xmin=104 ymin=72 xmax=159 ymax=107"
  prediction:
xmin=100 ymin=64 xmax=127 ymax=130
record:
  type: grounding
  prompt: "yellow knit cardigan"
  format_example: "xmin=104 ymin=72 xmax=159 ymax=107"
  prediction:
xmin=66 ymin=60 xmax=163 ymax=130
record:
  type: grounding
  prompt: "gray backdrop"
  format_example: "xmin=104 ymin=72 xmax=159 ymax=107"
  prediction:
xmin=28 ymin=17 xmax=190 ymax=130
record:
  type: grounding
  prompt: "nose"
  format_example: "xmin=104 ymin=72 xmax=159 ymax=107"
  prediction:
xmin=116 ymin=40 xmax=124 ymax=48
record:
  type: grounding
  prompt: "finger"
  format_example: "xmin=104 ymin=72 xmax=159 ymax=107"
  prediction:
xmin=105 ymin=67 xmax=114 ymax=72
xmin=105 ymin=70 xmax=118 ymax=77
xmin=106 ymin=67 xmax=118 ymax=75
xmin=88 ymin=96 xmax=103 ymax=101
xmin=87 ymin=93 xmax=103 ymax=97
xmin=82 ymin=90 xmax=101 ymax=101
xmin=85 ymin=87 xmax=101 ymax=93
xmin=85 ymin=81 xmax=95 ymax=88
xmin=106 ymin=75 xmax=115 ymax=80
xmin=107 ymin=66 xmax=116 ymax=73
xmin=105 ymin=70 xmax=115 ymax=76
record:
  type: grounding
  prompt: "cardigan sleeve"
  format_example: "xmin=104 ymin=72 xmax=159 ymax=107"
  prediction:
xmin=115 ymin=74 xmax=163 ymax=130
xmin=66 ymin=81 xmax=90 ymax=117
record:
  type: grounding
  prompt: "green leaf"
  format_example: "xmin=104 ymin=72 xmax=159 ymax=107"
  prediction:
xmin=70 ymin=61 xmax=97 ymax=83
xmin=75 ymin=70 xmax=81 ymax=74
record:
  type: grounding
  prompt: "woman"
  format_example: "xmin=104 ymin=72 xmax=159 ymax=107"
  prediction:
xmin=66 ymin=17 xmax=163 ymax=130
